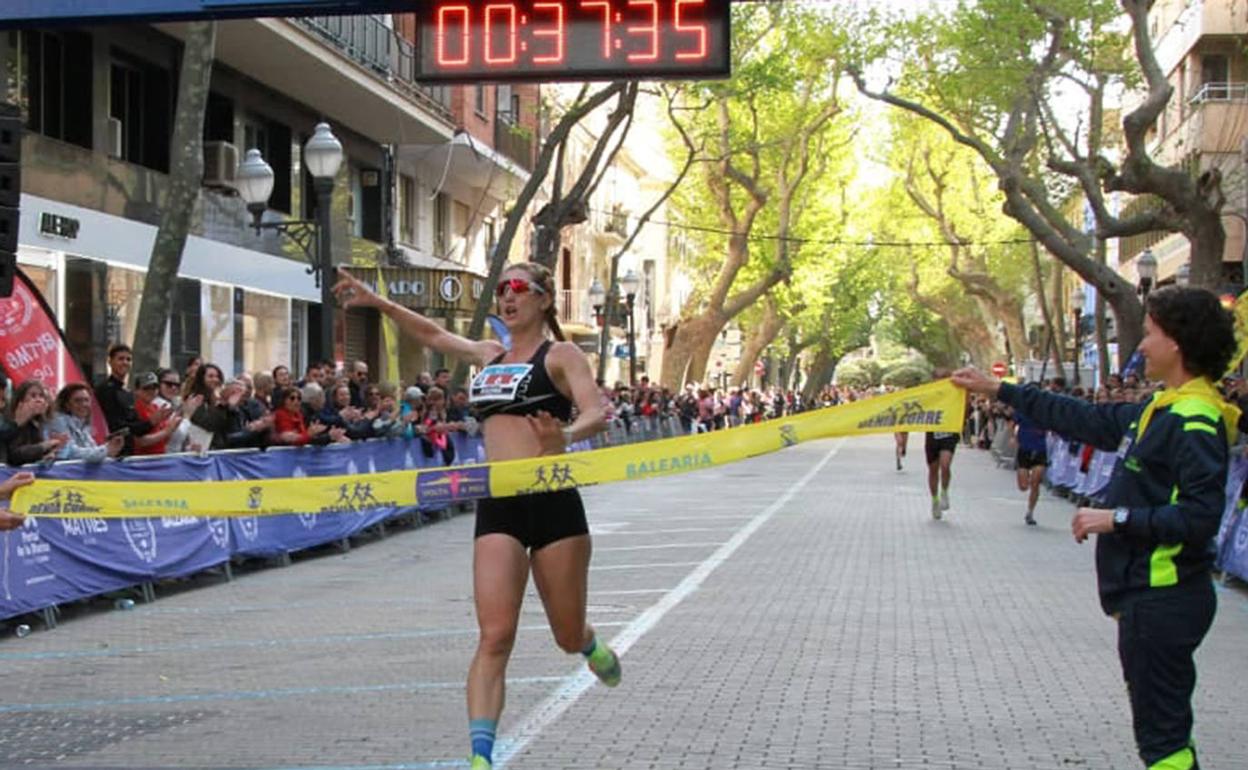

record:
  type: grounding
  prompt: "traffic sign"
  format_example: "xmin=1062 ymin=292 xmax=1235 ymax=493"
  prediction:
xmin=991 ymin=362 xmax=1008 ymax=377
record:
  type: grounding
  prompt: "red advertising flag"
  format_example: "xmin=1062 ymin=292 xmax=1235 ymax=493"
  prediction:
xmin=0 ymin=268 xmax=108 ymax=441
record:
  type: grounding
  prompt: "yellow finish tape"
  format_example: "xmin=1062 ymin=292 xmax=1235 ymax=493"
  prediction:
xmin=10 ymin=380 xmax=966 ymax=519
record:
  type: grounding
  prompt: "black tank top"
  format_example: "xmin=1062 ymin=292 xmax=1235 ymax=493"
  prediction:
xmin=469 ymin=340 xmax=573 ymax=421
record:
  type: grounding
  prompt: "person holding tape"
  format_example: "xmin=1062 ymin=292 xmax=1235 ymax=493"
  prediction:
xmin=953 ymin=286 xmax=1238 ymax=770
xmin=333 ymin=263 xmax=617 ymax=770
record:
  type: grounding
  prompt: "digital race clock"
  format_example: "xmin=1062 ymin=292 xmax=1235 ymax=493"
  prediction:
xmin=416 ymin=0 xmax=730 ymax=83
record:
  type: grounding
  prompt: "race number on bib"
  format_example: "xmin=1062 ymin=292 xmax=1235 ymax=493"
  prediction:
xmin=470 ymin=364 xmax=534 ymax=402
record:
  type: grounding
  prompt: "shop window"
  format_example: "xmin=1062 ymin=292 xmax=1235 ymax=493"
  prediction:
xmin=63 ymin=257 xmax=102 ymax=382
xmin=201 ymin=283 xmax=233 ymax=373
xmin=475 ymin=85 xmax=487 ymax=117
xmin=170 ymin=277 xmax=202 ymax=372
xmin=241 ymin=290 xmax=290 ymax=375
xmin=104 ymin=265 xmax=145 ymax=351
xmin=23 ymin=29 xmax=93 ymax=150
xmin=290 ymin=299 xmax=307 ymax=375
xmin=109 ymin=52 xmax=172 ymax=173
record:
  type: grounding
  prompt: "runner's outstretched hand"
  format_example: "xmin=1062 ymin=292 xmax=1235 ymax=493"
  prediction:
xmin=332 ymin=269 xmax=382 ymax=310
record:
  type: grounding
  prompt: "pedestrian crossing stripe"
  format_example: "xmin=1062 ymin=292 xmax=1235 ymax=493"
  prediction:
xmin=10 ymin=380 xmax=966 ymax=519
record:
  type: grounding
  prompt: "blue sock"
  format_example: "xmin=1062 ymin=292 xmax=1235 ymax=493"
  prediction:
xmin=470 ymin=718 xmax=497 ymax=762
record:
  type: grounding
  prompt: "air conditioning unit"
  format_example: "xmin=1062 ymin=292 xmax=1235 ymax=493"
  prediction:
xmin=203 ymin=141 xmax=239 ymax=189
xmin=106 ymin=117 xmax=123 ymax=158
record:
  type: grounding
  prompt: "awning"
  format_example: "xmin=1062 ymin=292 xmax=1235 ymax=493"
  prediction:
xmin=397 ymin=131 xmax=529 ymax=200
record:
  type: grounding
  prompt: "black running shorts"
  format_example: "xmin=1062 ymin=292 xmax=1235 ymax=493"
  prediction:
xmin=924 ymin=433 xmax=959 ymax=465
xmin=474 ymin=488 xmax=589 ymax=551
xmin=1017 ymin=449 xmax=1048 ymax=470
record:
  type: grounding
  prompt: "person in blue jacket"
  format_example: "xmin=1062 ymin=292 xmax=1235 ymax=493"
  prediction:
xmin=954 ymin=286 xmax=1238 ymax=770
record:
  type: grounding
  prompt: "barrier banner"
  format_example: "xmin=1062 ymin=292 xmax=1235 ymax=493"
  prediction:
xmin=10 ymin=380 xmax=967 ymax=518
xmin=1 ymin=455 xmax=230 ymax=617
xmin=1216 ymin=457 xmax=1248 ymax=581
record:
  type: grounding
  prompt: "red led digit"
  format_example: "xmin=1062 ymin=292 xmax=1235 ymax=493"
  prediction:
xmin=437 ymin=4 xmax=471 ymax=66
xmin=625 ymin=0 xmax=658 ymax=62
xmin=531 ymin=2 xmax=565 ymax=64
xmin=483 ymin=3 xmax=518 ymax=64
xmin=673 ymin=0 xmax=707 ymax=60
xmin=580 ymin=0 xmax=613 ymax=58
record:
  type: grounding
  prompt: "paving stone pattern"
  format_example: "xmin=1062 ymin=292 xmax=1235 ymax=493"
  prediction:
xmin=1 ymin=436 xmax=1245 ymax=770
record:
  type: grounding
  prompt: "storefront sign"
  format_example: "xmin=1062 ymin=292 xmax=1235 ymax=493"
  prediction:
xmin=38 ymin=213 xmax=79 ymax=240
xmin=371 ymin=267 xmax=485 ymax=314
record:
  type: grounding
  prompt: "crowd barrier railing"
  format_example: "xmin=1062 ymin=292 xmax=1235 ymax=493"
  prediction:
xmin=0 ymin=434 xmax=488 ymax=622
xmin=1041 ymin=436 xmax=1248 ymax=584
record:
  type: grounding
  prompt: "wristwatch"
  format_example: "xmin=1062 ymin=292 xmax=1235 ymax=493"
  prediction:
xmin=1112 ymin=506 xmax=1130 ymax=532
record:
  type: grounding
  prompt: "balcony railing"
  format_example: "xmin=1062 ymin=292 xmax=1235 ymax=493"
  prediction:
xmin=296 ymin=15 xmax=453 ymax=121
xmin=1189 ymin=81 xmax=1248 ymax=105
xmin=494 ymin=117 xmax=534 ymax=172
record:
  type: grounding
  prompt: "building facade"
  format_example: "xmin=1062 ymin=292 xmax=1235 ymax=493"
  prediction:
xmin=1117 ymin=0 xmax=1248 ymax=291
xmin=2 ymin=13 xmax=536 ymax=385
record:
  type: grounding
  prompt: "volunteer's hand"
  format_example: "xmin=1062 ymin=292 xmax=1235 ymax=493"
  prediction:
xmin=1072 ymin=507 xmax=1114 ymax=543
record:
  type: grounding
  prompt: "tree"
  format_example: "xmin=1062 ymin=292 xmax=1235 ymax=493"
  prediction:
xmin=451 ymin=82 xmax=634 ymax=387
xmin=131 ymin=22 xmax=216 ymax=378
xmin=850 ymin=0 xmax=1213 ymax=366
xmin=659 ymin=2 xmax=856 ymax=389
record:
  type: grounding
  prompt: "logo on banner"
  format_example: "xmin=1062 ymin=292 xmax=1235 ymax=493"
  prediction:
xmin=1236 ymin=520 xmax=1248 ymax=554
xmin=519 ymin=460 xmax=587 ymax=494
xmin=0 ymin=282 xmax=36 ymax=340
xmin=856 ymin=399 xmax=945 ymax=430
xmin=247 ymin=486 xmax=264 ymax=510
xmin=417 ymin=467 xmax=491 ymax=505
xmin=27 ymin=487 xmax=102 ymax=515
xmin=238 ymin=516 xmax=260 ymax=542
xmin=779 ymin=425 xmax=799 ymax=448
xmin=207 ymin=518 xmax=229 ymax=549
xmin=320 ymin=481 xmax=393 ymax=515
xmin=123 ymin=518 xmax=158 ymax=563
xmin=626 ymin=452 xmax=713 ymax=480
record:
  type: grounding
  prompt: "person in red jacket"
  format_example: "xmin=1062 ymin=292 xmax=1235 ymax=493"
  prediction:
xmin=271 ymin=387 xmax=346 ymax=446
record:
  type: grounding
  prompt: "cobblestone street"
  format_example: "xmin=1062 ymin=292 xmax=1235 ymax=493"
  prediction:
xmin=2 ymin=435 xmax=1245 ymax=770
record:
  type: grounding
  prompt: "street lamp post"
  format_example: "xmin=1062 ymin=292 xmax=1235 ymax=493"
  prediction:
xmin=237 ymin=122 xmax=344 ymax=363
xmin=1072 ymin=285 xmax=1085 ymax=387
xmin=620 ymin=268 xmax=640 ymax=386
xmin=588 ymin=277 xmax=607 ymax=379
xmin=1136 ymin=247 xmax=1158 ymax=298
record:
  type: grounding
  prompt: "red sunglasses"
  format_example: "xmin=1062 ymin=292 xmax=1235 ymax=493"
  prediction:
xmin=495 ymin=277 xmax=545 ymax=298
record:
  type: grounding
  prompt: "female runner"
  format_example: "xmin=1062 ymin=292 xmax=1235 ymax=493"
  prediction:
xmin=332 ymin=263 xmax=619 ymax=770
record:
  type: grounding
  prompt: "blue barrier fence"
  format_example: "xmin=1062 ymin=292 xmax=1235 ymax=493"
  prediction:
xmin=1044 ymin=436 xmax=1248 ymax=584
xmin=0 ymin=435 xmax=488 ymax=622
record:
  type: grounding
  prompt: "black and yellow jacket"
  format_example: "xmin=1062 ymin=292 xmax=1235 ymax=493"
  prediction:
xmin=998 ymin=379 xmax=1239 ymax=615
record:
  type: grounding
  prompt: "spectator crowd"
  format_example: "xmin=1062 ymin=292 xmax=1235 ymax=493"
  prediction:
xmin=0 ymin=341 xmax=907 ymax=468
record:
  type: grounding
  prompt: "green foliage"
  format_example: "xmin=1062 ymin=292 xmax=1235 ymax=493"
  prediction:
xmin=833 ymin=358 xmax=881 ymax=389
xmin=881 ymin=361 xmax=932 ymax=389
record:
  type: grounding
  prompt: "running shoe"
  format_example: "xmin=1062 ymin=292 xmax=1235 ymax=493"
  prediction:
xmin=896 ymin=455 xmax=903 ymax=471
xmin=470 ymin=755 xmax=492 ymax=770
xmin=587 ymin=642 xmax=622 ymax=687
xmin=1025 ymin=510 xmax=1036 ymax=526
xmin=931 ymin=497 xmax=942 ymax=521
xmin=940 ymin=491 xmax=950 ymax=511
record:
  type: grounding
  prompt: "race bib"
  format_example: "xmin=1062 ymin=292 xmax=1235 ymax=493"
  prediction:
xmin=470 ymin=364 xmax=533 ymax=402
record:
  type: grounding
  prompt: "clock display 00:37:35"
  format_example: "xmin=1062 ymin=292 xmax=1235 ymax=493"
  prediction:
xmin=415 ymin=0 xmax=731 ymax=82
